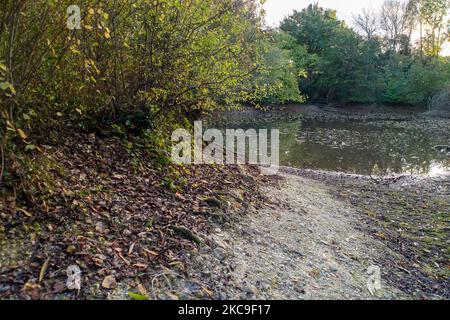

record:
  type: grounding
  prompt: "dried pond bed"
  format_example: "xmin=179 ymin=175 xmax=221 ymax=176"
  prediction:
xmin=288 ymin=168 xmax=450 ymax=299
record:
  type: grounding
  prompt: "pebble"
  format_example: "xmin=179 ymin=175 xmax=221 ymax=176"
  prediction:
xmin=213 ymin=248 xmax=227 ymax=261
xmin=244 ymin=284 xmax=259 ymax=297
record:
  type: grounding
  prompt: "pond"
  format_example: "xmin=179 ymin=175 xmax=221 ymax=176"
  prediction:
xmin=218 ymin=113 xmax=450 ymax=176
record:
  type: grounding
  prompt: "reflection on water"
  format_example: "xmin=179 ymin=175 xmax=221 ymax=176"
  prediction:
xmin=228 ymin=117 xmax=450 ymax=176
xmin=428 ymin=162 xmax=450 ymax=177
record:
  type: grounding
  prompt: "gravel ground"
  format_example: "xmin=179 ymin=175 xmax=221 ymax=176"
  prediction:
xmin=164 ymin=171 xmax=412 ymax=300
xmin=104 ymin=168 xmax=448 ymax=300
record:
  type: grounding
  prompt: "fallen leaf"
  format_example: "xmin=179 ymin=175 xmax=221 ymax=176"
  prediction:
xmin=133 ymin=263 xmax=148 ymax=270
xmin=144 ymin=248 xmax=159 ymax=257
xmin=102 ymin=275 xmax=117 ymax=289
xmin=175 ymin=192 xmax=186 ymax=201
xmin=166 ymin=292 xmax=179 ymax=300
xmin=39 ymin=258 xmax=51 ymax=284
xmin=128 ymin=292 xmax=149 ymax=300
xmin=128 ymin=242 xmax=136 ymax=255
xmin=52 ymin=281 xmax=67 ymax=293
xmin=22 ymin=281 xmax=41 ymax=299
xmin=17 ymin=207 xmax=33 ymax=217
xmin=202 ymin=286 xmax=214 ymax=297
xmin=66 ymin=245 xmax=76 ymax=254
xmin=137 ymin=284 xmax=148 ymax=296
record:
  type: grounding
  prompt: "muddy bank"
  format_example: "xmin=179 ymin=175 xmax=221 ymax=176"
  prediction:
xmin=167 ymin=169 xmax=448 ymax=300
xmin=184 ymin=172 xmax=409 ymax=299
xmin=0 ymin=133 xmax=270 ymax=300
xmin=283 ymin=167 xmax=449 ymax=299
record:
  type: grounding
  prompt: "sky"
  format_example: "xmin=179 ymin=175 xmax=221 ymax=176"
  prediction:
xmin=263 ymin=0 xmax=450 ymax=56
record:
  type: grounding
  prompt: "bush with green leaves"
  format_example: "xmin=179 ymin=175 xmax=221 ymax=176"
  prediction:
xmin=384 ymin=57 xmax=450 ymax=106
xmin=0 ymin=0 xmax=270 ymax=195
xmin=256 ymin=31 xmax=306 ymax=104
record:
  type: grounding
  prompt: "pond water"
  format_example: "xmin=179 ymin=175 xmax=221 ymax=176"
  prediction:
xmin=221 ymin=115 xmax=450 ymax=176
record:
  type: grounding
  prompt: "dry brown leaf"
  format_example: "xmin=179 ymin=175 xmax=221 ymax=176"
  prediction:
xmin=17 ymin=207 xmax=33 ymax=217
xmin=133 ymin=263 xmax=148 ymax=270
xmin=128 ymin=242 xmax=136 ymax=255
xmin=144 ymin=248 xmax=159 ymax=256
xmin=137 ymin=284 xmax=148 ymax=297
xmin=102 ymin=275 xmax=117 ymax=289
xmin=39 ymin=258 xmax=50 ymax=283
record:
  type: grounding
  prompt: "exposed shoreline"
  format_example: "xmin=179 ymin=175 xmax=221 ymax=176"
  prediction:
xmin=166 ymin=167 xmax=448 ymax=300
xmin=1 ymin=106 xmax=448 ymax=300
xmin=173 ymin=104 xmax=450 ymax=299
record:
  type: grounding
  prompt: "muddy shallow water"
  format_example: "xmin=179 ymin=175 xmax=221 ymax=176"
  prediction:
xmin=214 ymin=108 xmax=450 ymax=176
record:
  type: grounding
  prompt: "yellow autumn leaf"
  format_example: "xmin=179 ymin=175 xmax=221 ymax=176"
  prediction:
xmin=5 ymin=120 xmax=14 ymax=130
xmin=8 ymin=83 xmax=16 ymax=95
xmin=0 ymin=81 xmax=16 ymax=95
xmin=17 ymin=207 xmax=33 ymax=217
xmin=39 ymin=258 xmax=50 ymax=283
xmin=17 ymin=128 xmax=28 ymax=140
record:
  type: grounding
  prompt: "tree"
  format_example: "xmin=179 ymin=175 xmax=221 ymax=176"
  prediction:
xmin=0 ymin=0 xmax=270 ymax=188
xmin=258 ymin=31 xmax=305 ymax=104
xmin=0 ymin=0 xmax=268 ymax=129
xmin=407 ymin=0 xmax=449 ymax=57
xmin=280 ymin=4 xmax=347 ymax=101
xmin=354 ymin=9 xmax=378 ymax=40
xmin=379 ymin=0 xmax=416 ymax=53
xmin=280 ymin=4 xmax=343 ymax=55
xmin=384 ymin=56 xmax=450 ymax=105
xmin=281 ymin=4 xmax=385 ymax=104
xmin=420 ymin=0 xmax=449 ymax=56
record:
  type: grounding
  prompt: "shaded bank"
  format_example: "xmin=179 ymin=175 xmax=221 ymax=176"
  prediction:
xmin=0 ymin=133 xmax=270 ymax=299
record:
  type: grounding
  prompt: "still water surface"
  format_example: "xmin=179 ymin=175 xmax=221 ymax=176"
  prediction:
xmin=228 ymin=117 xmax=450 ymax=176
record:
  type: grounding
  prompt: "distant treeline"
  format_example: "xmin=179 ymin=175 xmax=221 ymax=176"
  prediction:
xmin=263 ymin=1 xmax=450 ymax=107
